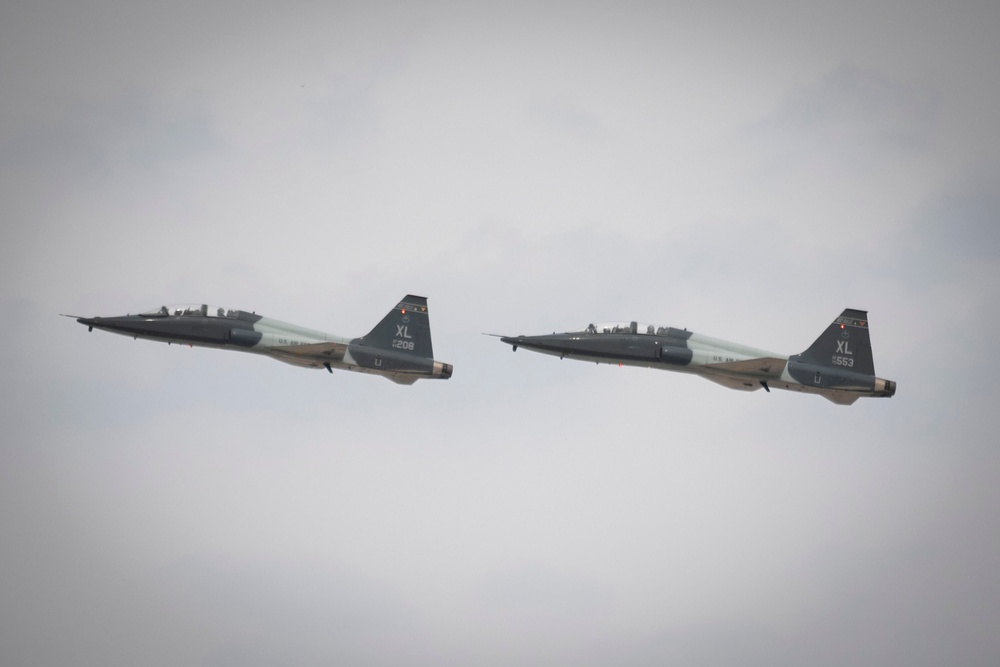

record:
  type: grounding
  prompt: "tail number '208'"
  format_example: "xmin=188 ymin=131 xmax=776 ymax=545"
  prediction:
xmin=832 ymin=355 xmax=854 ymax=367
xmin=393 ymin=339 xmax=415 ymax=351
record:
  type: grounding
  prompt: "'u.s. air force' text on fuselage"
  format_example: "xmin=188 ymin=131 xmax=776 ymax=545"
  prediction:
xmin=68 ymin=295 xmax=452 ymax=385
xmin=499 ymin=309 xmax=894 ymax=405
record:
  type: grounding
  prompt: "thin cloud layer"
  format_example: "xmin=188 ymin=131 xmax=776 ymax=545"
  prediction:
xmin=2 ymin=2 xmax=998 ymax=666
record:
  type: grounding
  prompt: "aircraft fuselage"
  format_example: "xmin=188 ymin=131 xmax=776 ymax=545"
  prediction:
xmin=74 ymin=298 xmax=452 ymax=385
xmin=501 ymin=311 xmax=895 ymax=405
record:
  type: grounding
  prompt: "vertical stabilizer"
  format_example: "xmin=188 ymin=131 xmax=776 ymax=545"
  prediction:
xmin=797 ymin=308 xmax=875 ymax=376
xmin=359 ymin=295 xmax=435 ymax=358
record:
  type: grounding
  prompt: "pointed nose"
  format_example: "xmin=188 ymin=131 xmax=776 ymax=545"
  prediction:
xmin=500 ymin=336 xmax=522 ymax=349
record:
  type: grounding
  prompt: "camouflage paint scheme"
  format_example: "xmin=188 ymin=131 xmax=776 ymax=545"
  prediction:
xmin=72 ymin=295 xmax=452 ymax=385
xmin=500 ymin=309 xmax=895 ymax=405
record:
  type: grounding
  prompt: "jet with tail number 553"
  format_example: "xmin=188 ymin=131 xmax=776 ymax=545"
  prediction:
xmin=67 ymin=295 xmax=452 ymax=385
xmin=499 ymin=309 xmax=894 ymax=405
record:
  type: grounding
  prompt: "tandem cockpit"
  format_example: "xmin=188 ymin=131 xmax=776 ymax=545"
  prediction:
xmin=583 ymin=321 xmax=676 ymax=336
xmin=140 ymin=304 xmax=244 ymax=319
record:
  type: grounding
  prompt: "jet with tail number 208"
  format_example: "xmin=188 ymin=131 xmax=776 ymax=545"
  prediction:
xmin=500 ymin=309 xmax=894 ymax=405
xmin=68 ymin=295 xmax=452 ymax=385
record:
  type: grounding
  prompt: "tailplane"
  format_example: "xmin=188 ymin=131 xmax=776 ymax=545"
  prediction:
xmin=797 ymin=308 xmax=876 ymax=376
xmin=358 ymin=295 xmax=435 ymax=358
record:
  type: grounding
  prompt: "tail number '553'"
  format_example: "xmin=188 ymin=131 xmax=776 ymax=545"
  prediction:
xmin=832 ymin=355 xmax=854 ymax=367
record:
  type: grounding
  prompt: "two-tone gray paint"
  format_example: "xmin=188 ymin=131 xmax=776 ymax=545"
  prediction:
xmin=70 ymin=296 xmax=452 ymax=385
xmin=500 ymin=309 xmax=895 ymax=405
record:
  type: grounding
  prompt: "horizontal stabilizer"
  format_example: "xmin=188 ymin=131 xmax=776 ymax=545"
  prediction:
xmin=385 ymin=373 xmax=420 ymax=385
xmin=821 ymin=391 xmax=861 ymax=406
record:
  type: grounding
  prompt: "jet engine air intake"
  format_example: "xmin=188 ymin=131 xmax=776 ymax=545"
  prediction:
xmin=657 ymin=345 xmax=691 ymax=366
xmin=227 ymin=329 xmax=262 ymax=348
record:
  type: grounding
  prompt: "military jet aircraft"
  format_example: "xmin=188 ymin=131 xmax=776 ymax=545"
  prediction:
xmin=68 ymin=295 xmax=452 ymax=385
xmin=499 ymin=309 xmax=894 ymax=405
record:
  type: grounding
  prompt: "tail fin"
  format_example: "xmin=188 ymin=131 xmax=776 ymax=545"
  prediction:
xmin=358 ymin=295 xmax=435 ymax=358
xmin=797 ymin=308 xmax=875 ymax=375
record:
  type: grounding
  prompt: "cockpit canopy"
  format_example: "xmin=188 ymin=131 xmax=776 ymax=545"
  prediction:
xmin=583 ymin=321 xmax=673 ymax=336
xmin=140 ymin=304 xmax=241 ymax=319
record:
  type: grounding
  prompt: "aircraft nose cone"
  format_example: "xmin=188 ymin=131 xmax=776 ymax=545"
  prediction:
xmin=75 ymin=316 xmax=102 ymax=332
xmin=500 ymin=335 xmax=523 ymax=351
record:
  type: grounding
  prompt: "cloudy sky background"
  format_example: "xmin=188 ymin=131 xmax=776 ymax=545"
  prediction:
xmin=2 ymin=1 xmax=998 ymax=664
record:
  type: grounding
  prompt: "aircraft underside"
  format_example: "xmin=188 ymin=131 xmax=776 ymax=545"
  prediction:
xmin=70 ymin=296 xmax=453 ymax=385
xmin=499 ymin=310 xmax=895 ymax=405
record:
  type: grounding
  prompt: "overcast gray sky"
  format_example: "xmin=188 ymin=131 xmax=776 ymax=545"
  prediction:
xmin=2 ymin=1 xmax=999 ymax=665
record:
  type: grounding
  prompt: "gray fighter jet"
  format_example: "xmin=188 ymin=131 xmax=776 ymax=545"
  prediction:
xmin=500 ymin=309 xmax=894 ymax=405
xmin=69 ymin=295 xmax=452 ymax=384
